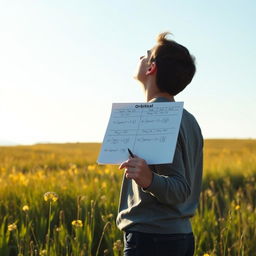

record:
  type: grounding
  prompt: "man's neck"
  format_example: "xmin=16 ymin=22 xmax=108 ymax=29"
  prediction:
xmin=147 ymin=93 xmax=175 ymax=102
xmin=145 ymin=84 xmax=174 ymax=102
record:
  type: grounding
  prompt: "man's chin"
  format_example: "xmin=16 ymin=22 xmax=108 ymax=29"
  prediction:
xmin=132 ymin=73 xmax=138 ymax=80
xmin=133 ymin=74 xmax=143 ymax=83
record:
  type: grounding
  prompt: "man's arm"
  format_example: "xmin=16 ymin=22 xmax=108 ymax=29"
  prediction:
xmin=119 ymin=137 xmax=192 ymax=206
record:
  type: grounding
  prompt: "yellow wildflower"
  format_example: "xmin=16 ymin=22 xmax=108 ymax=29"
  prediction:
xmin=102 ymin=213 xmax=113 ymax=222
xmin=205 ymin=189 xmax=213 ymax=197
xmin=9 ymin=173 xmax=29 ymax=186
xmin=104 ymin=168 xmax=110 ymax=175
xmin=101 ymin=181 xmax=107 ymax=189
xmin=235 ymin=205 xmax=240 ymax=210
xmin=56 ymin=226 xmax=62 ymax=232
xmin=22 ymin=205 xmax=29 ymax=212
xmin=43 ymin=192 xmax=59 ymax=202
xmin=39 ymin=249 xmax=47 ymax=256
xmin=68 ymin=164 xmax=78 ymax=175
xmin=88 ymin=165 xmax=96 ymax=171
xmin=8 ymin=223 xmax=17 ymax=232
xmin=71 ymin=219 xmax=83 ymax=228
xmin=203 ymin=254 xmax=210 ymax=256
xmin=113 ymin=240 xmax=123 ymax=251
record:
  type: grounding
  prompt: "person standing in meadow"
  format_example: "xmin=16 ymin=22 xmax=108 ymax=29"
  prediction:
xmin=117 ymin=32 xmax=203 ymax=256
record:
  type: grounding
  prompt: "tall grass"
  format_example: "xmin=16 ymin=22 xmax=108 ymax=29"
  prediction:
xmin=0 ymin=140 xmax=256 ymax=255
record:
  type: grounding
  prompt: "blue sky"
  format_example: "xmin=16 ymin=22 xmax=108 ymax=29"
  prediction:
xmin=0 ymin=0 xmax=255 ymax=145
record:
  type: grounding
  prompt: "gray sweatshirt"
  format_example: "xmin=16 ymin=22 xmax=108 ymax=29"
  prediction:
xmin=116 ymin=98 xmax=203 ymax=234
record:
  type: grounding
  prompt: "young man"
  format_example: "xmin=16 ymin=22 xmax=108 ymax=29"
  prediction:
xmin=117 ymin=32 xmax=203 ymax=256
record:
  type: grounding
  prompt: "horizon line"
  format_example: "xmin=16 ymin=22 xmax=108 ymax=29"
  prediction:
xmin=1 ymin=137 xmax=256 ymax=147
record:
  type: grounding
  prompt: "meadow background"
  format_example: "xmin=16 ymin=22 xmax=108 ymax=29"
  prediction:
xmin=0 ymin=139 xmax=256 ymax=256
xmin=1 ymin=1 xmax=256 ymax=256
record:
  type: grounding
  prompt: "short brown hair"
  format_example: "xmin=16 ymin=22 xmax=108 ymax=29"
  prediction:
xmin=150 ymin=32 xmax=196 ymax=96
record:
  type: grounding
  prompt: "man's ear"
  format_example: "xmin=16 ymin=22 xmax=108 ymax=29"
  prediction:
xmin=146 ymin=62 xmax=157 ymax=75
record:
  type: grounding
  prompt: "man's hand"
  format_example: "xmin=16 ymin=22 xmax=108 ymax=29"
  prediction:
xmin=119 ymin=156 xmax=153 ymax=189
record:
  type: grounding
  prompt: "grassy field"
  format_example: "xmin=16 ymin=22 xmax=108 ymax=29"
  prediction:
xmin=0 ymin=140 xmax=256 ymax=256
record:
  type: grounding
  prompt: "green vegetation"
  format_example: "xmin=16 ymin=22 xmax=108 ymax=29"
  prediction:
xmin=0 ymin=140 xmax=255 ymax=255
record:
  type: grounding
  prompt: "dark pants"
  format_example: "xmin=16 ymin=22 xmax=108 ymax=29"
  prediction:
xmin=123 ymin=231 xmax=194 ymax=256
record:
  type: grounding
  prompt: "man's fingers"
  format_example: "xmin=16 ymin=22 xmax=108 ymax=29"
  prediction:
xmin=125 ymin=172 xmax=133 ymax=179
xmin=119 ymin=163 xmax=125 ymax=170
xmin=125 ymin=168 xmax=137 ymax=179
xmin=119 ymin=159 xmax=137 ymax=169
xmin=119 ymin=160 xmax=129 ymax=169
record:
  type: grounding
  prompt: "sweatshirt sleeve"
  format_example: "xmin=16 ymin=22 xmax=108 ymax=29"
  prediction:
xmin=142 ymin=135 xmax=191 ymax=205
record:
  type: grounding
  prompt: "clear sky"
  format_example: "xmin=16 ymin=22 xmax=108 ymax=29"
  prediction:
xmin=0 ymin=0 xmax=255 ymax=145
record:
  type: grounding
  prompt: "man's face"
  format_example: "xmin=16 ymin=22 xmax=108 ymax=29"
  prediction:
xmin=133 ymin=50 xmax=152 ymax=83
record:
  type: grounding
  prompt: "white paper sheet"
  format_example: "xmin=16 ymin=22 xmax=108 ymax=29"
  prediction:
xmin=97 ymin=102 xmax=184 ymax=165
